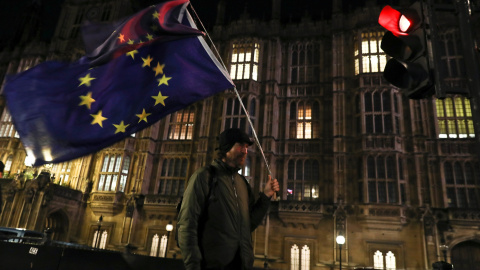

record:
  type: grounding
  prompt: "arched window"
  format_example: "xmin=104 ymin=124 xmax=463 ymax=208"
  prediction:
xmin=290 ymin=42 xmax=320 ymax=84
xmin=150 ymin=234 xmax=160 ymax=256
xmin=92 ymin=230 xmax=108 ymax=249
xmin=373 ymin=250 xmax=396 ymax=270
xmin=291 ymin=244 xmax=310 ymax=270
xmin=291 ymin=244 xmax=300 ymax=270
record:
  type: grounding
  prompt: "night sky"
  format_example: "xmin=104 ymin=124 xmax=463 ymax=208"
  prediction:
xmin=0 ymin=0 xmax=389 ymax=46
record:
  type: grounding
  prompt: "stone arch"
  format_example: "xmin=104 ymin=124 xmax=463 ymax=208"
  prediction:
xmin=449 ymin=237 xmax=480 ymax=269
xmin=44 ymin=209 xmax=69 ymax=241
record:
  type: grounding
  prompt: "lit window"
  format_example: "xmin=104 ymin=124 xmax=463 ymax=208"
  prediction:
xmin=150 ymin=234 xmax=159 ymax=256
xmin=168 ymin=108 xmax=195 ymax=140
xmin=230 ymin=42 xmax=260 ymax=80
xmin=289 ymin=101 xmax=320 ymax=139
xmin=374 ymin=250 xmax=384 ymax=269
xmin=355 ymin=32 xmax=387 ymax=75
xmin=436 ymin=97 xmax=474 ymax=138
xmin=0 ymin=111 xmax=19 ymax=138
xmin=52 ymin=162 xmax=72 ymax=186
xmin=92 ymin=230 xmax=108 ymax=249
xmin=291 ymin=244 xmax=310 ymax=270
xmin=98 ymin=155 xmax=130 ymax=192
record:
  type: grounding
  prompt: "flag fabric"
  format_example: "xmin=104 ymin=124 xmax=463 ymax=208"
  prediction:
xmin=3 ymin=0 xmax=234 ymax=166
xmin=82 ymin=0 xmax=204 ymax=66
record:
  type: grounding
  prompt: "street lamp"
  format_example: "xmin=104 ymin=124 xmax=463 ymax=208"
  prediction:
xmin=439 ymin=244 xmax=448 ymax=262
xmin=165 ymin=221 xmax=173 ymax=258
xmin=336 ymin=235 xmax=345 ymax=270
xmin=96 ymin=215 xmax=103 ymax=249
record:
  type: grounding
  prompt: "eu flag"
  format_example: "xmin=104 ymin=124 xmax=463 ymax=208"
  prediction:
xmin=3 ymin=0 xmax=234 ymax=166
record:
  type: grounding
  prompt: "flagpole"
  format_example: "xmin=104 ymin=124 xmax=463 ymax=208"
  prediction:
xmin=189 ymin=4 xmax=277 ymax=200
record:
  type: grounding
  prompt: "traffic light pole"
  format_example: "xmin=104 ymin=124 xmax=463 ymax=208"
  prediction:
xmin=455 ymin=0 xmax=480 ymax=157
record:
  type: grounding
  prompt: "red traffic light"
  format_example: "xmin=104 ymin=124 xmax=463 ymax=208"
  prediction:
xmin=378 ymin=5 xmax=419 ymax=36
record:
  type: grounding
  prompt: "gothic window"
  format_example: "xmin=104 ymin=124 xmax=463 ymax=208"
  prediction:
xmin=158 ymin=158 xmax=188 ymax=196
xmin=366 ymin=156 xmax=398 ymax=204
xmin=444 ymin=161 xmax=479 ymax=208
xmin=168 ymin=108 xmax=195 ymax=140
xmin=4 ymin=155 xmax=12 ymax=174
xmin=291 ymin=244 xmax=311 ymax=270
xmin=224 ymin=97 xmax=256 ymax=135
xmin=290 ymin=42 xmax=320 ymax=83
xmin=0 ymin=111 xmax=19 ymax=138
xmin=289 ymin=101 xmax=320 ymax=139
xmin=92 ymin=230 xmax=107 ymax=249
xmin=230 ymin=42 xmax=260 ymax=80
xmin=98 ymin=154 xmax=130 ymax=192
xmin=364 ymin=91 xmax=399 ymax=134
xmin=52 ymin=162 xmax=72 ymax=186
xmin=354 ymin=31 xmax=387 ymax=75
xmin=150 ymin=234 xmax=168 ymax=257
xmin=287 ymin=159 xmax=319 ymax=201
xmin=373 ymin=250 xmax=396 ymax=270
xmin=436 ymin=97 xmax=474 ymax=138
xmin=438 ymin=28 xmax=466 ymax=78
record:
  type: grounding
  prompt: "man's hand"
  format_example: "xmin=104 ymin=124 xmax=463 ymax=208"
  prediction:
xmin=264 ymin=175 xmax=280 ymax=198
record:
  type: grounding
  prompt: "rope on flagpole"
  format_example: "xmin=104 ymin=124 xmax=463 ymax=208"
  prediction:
xmin=189 ymin=3 xmax=276 ymax=194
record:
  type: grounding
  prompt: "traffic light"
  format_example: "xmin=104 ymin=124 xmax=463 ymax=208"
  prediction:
xmin=378 ymin=2 xmax=434 ymax=99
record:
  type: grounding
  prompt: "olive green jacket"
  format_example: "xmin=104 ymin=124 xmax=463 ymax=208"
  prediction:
xmin=177 ymin=159 xmax=271 ymax=270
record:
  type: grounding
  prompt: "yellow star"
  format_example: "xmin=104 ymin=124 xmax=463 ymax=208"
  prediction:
xmin=152 ymin=11 xmax=159 ymax=19
xmin=150 ymin=24 xmax=159 ymax=32
xmin=79 ymin=92 xmax=96 ymax=109
xmin=113 ymin=121 xmax=130 ymax=134
xmin=118 ymin=33 xmax=125 ymax=43
xmin=127 ymin=39 xmax=135 ymax=45
xmin=142 ymin=55 xmax=153 ymax=67
xmin=146 ymin=33 xmax=154 ymax=41
xmin=126 ymin=49 xmax=138 ymax=59
xmin=90 ymin=111 xmax=107 ymax=127
xmin=152 ymin=62 xmax=165 ymax=76
xmin=78 ymin=73 xmax=96 ymax=87
xmin=136 ymin=109 xmax=152 ymax=123
xmin=157 ymin=74 xmax=171 ymax=86
xmin=152 ymin=91 xmax=168 ymax=106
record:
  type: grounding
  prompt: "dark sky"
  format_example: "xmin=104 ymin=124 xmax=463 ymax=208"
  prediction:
xmin=0 ymin=0 xmax=393 ymax=45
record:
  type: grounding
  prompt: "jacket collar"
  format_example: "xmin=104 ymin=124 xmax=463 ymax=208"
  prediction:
xmin=214 ymin=159 xmax=240 ymax=174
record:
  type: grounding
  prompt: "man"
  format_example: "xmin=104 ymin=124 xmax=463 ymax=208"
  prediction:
xmin=177 ymin=128 xmax=280 ymax=270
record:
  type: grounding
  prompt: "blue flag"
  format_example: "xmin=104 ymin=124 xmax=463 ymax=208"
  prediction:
xmin=3 ymin=0 xmax=234 ymax=166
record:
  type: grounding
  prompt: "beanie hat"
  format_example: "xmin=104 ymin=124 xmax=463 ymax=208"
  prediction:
xmin=216 ymin=128 xmax=253 ymax=152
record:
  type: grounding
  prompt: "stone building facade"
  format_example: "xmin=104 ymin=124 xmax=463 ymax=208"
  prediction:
xmin=1 ymin=0 xmax=480 ymax=269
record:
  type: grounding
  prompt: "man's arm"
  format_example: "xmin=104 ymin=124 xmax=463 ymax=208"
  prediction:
xmin=249 ymin=175 xmax=280 ymax=231
xmin=177 ymin=169 xmax=210 ymax=270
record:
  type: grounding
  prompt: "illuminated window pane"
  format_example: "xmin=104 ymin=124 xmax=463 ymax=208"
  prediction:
xmin=374 ymin=250 xmax=384 ymax=269
xmin=291 ymin=245 xmax=300 ymax=270
xmin=150 ymin=234 xmax=159 ymax=256
xmin=386 ymin=251 xmax=396 ymax=270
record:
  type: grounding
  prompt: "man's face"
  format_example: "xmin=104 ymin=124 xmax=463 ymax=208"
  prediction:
xmin=224 ymin=142 xmax=249 ymax=168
